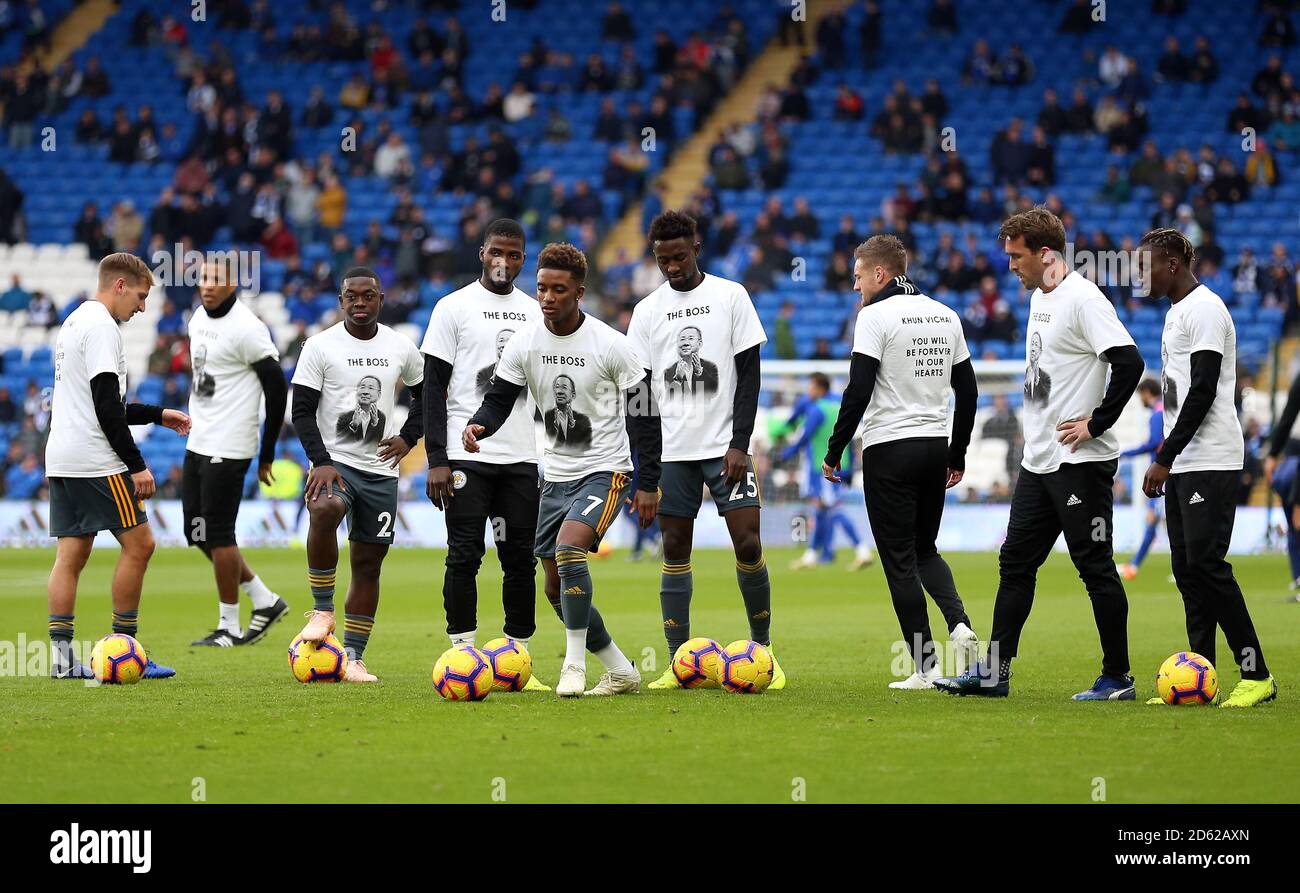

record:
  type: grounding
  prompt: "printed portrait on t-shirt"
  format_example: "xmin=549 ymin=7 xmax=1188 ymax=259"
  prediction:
xmin=663 ymin=325 xmax=719 ymax=397
xmin=192 ymin=343 xmax=216 ymax=398
xmin=1023 ymin=331 xmax=1052 ymax=405
xmin=1161 ymin=342 xmax=1179 ymax=411
xmin=335 ymin=374 xmax=386 ymax=447
xmin=543 ymin=373 xmax=592 ymax=449
xmin=476 ymin=328 xmax=514 ymax=395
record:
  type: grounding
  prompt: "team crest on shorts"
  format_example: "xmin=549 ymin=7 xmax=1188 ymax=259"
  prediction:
xmin=452 ymin=470 xmax=467 ymax=490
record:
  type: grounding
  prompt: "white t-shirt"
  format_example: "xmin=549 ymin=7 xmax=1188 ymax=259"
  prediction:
xmin=493 ymin=314 xmax=644 ymax=482
xmin=1160 ymin=284 xmax=1243 ymax=472
xmin=291 ymin=322 xmax=424 ymax=478
xmin=419 ymin=280 xmax=539 ymax=465
xmin=1021 ymin=271 xmax=1136 ymax=474
xmin=852 ymin=288 xmax=970 ymax=449
xmin=46 ymin=300 xmax=129 ymax=477
xmin=626 ymin=273 xmax=767 ymax=462
xmin=186 ymin=298 xmax=280 ymax=461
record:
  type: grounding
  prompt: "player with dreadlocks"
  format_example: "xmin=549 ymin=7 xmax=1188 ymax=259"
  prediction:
xmin=1138 ymin=227 xmax=1276 ymax=708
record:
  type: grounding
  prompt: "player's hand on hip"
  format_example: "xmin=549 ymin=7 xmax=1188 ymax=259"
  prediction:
xmin=722 ymin=447 xmax=748 ymax=484
xmin=306 ymin=464 xmax=344 ymax=502
xmin=1142 ymin=461 xmax=1170 ymax=498
xmin=160 ymin=409 xmax=191 ymax=435
xmin=258 ymin=462 xmax=275 ymax=486
xmin=1055 ymin=416 xmax=1094 ymax=452
xmin=946 ymin=468 xmax=964 ymax=489
xmin=130 ymin=468 xmax=156 ymax=500
xmin=822 ymin=461 xmax=841 ymax=483
xmin=462 ymin=424 xmax=485 ymax=454
xmin=427 ymin=465 xmax=454 ymax=509
xmin=377 ymin=435 xmax=411 ymax=467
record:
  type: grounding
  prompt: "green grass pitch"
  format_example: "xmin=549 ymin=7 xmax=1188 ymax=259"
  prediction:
xmin=1 ymin=545 xmax=1296 ymax=803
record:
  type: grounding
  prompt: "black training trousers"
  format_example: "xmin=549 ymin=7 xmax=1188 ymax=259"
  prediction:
xmin=861 ymin=437 xmax=971 ymax=673
xmin=990 ymin=459 xmax=1130 ymax=677
xmin=442 ymin=460 xmax=540 ymax=640
xmin=1165 ymin=469 xmax=1270 ymax=680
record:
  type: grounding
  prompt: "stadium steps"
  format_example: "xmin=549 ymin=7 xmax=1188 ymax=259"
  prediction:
xmin=38 ymin=0 xmax=118 ymax=70
xmin=597 ymin=0 xmax=855 ymax=269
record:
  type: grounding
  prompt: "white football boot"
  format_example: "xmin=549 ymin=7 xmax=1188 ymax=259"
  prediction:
xmin=586 ymin=668 xmax=641 ymax=696
xmin=556 ymin=662 xmax=586 ymax=698
xmin=889 ymin=665 xmax=942 ymax=690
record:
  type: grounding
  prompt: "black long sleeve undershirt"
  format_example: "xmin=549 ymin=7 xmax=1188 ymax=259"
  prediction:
xmin=626 ymin=373 xmax=661 ymax=492
xmin=1268 ymin=369 xmax=1300 ymax=457
xmin=251 ymin=356 xmax=287 ymax=467
xmin=1156 ymin=350 xmax=1222 ymax=468
xmin=291 ymin=385 xmax=332 ymax=468
xmin=730 ymin=346 xmax=760 ymax=452
xmin=399 ymin=382 xmax=424 ymax=448
xmin=423 ymin=354 xmax=454 ymax=467
xmin=824 ymin=352 xmax=879 ymax=468
xmin=468 ymin=376 xmax=526 ymax=439
xmin=1086 ymin=344 xmax=1144 ymax=438
xmin=90 ymin=372 xmax=162 ymax=474
xmin=949 ymin=358 xmax=979 ymax=471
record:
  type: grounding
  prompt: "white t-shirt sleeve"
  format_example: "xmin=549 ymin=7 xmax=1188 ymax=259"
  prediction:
xmin=402 ymin=338 xmax=425 ymax=386
xmin=952 ymin=316 xmax=971 ymax=365
xmin=851 ymin=308 xmax=885 ymax=360
xmin=730 ymin=283 xmax=768 ymax=354
xmin=82 ymin=324 xmax=121 ymax=380
xmin=493 ymin=331 xmax=527 ymax=386
xmin=290 ymin=340 xmax=324 ymax=390
xmin=242 ymin=319 xmax=280 ymax=365
xmin=625 ymin=301 xmax=653 ymax=370
xmin=1077 ymin=295 xmax=1135 ymax=358
xmin=609 ymin=335 xmax=648 ymax=392
xmin=419 ymin=298 xmax=457 ymax=362
xmin=1184 ymin=301 xmax=1230 ymax=356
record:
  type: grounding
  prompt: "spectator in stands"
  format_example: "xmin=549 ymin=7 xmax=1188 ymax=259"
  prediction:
xmin=1150 ymin=192 xmax=1179 ymax=230
xmin=74 ymin=108 xmax=104 ymax=144
xmin=1268 ymin=107 xmax=1300 ymax=153
xmin=963 ymin=39 xmax=997 ymax=85
xmin=980 ymin=394 xmax=1019 ymax=447
xmin=4 ymin=71 xmax=37 ymax=149
xmin=374 ymin=131 xmax=411 ymax=179
xmin=927 ymin=0 xmax=958 ymax=34
xmin=817 ymin=9 xmax=847 ymax=69
xmin=1233 ymin=246 xmax=1260 ymax=295
xmin=1059 ymin=0 xmax=1095 ymax=32
xmin=1064 ymin=86 xmax=1094 ymax=133
xmin=107 ymin=201 xmax=144 ymax=253
xmin=503 ymin=81 xmax=535 ymax=122
xmin=1260 ymin=243 xmax=1296 ymax=305
xmin=1205 ymin=157 xmax=1250 ymax=203
xmin=1025 ymin=126 xmax=1055 ymax=186
xmin=1128 ymin=139 xmax=1163 ymax=187
xmin=1259 ymin=3 xmax=1297 ymax=48
xmin=0 ymin=387 xmax=16 ymax=424
xmin=26 ymin=291 xmax=56 ymax=328
xmin=1245 ymin=138 xmax=1279 ymax=187
xmin=302 ymin=85 xmax=334 ymax=128
xmin=997 ymin=44 xmax=1033 ymax=86
xmin=1189 ymin=34 xmax=1219 ymax=83
xmin=0 ymin=167 xmax=21 ymax=245
xmin=0 ymin=274 xmax=30 ymax=312
xmin=990 ymin=118 xmax=1031 ymax=185
xmin=339 ymin=73 xmax=368 ymax=110
xmin=21 ymin=382 xmax=46 ymax=432
xmin=4 ymin=454 xmax=43 ymax=500
xmin=1155 ymin=36 xmax=1188 ymax=82
xmin=1037 ymin=88 xmax=1069 ymax=137
xmin=824 ymin=251 xmax=853 ymax=291
xmin=1097 ymin=165 xmax=1132 ymax=204
xmin=711 ymin=145 xmax=750 ymax=190
xmin=1227 ymin=92 xmax=1268 ymax=133
xmin=317 ymin=173 xmax=347 ymax=233
xmin=81 ymin=55 xmax=110 ymax=98
xmin=833 ymin=83 xmax=864 ymax=121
